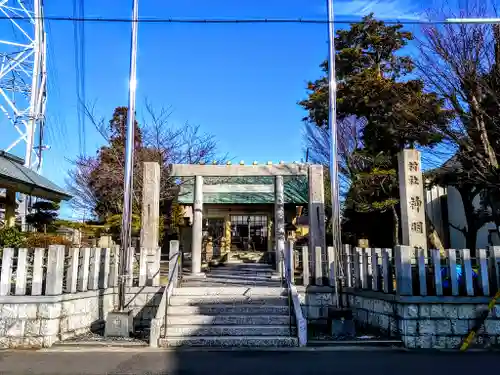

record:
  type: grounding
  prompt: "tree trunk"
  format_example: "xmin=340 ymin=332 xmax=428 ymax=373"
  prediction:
xmin=461 ymin=191 xmax=478 ymax=257
xmin=470 ymin=94 xmax=498 ymax=168
xmin=494 ymin=24 xmax=500 ymax=75
xmin=481 ymin=190 xmax=500 ymax=242
xmin=465 ymin=226 xmax=478 ymax=256
xmin=392 ymin=206 xmax=400 ymax=246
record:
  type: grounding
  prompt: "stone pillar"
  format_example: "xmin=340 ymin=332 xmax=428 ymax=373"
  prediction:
xmin=267 ymin=217 xmax=273 ymax=253
xmin=191 ymin=175 xmax=204 ymax=275
xmin=205 ymin=236 xmax=213 ymax=262
xmin=46 ymin=245 xmax=65 ymax=295
xmin=168 ymin=240 xmax=180 ymax=286
xmin=140 ymin=162 xmax=161 ymax=286
xmin=397 ymin=149 xmax=427 ymax=252
xmin=4 ymin=189 xmax=16 ymax=228
xmin=222 ymin=213 xmax=231 ymax=255
xmin=308 ymin=165 xmax=327 ymax=275
xmin=274 ymin=175 xmax=285 ymax=272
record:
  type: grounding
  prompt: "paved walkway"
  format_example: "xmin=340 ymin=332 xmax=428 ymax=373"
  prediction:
xmin=181 ymin=263 xmax=282 ymax=287
xmin=0 ymin=348 xmax=497 ymax=374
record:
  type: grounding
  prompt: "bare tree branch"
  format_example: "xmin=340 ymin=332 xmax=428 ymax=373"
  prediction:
xmin=66 ymin=101 xmax=228 ymax=219
xmin=416 ymin=0 xmax=500 ymax=172
xmin=303 ymin=116 xmax=365 ymax=197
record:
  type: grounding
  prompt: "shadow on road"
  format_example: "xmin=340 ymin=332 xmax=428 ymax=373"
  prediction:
xmin=0 ymin=347 xmax=499 ymax=375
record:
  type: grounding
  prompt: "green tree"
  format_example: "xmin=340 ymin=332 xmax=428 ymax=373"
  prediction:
xmin=346 ymin=152 xmax=400 ymax=244
xmin=26 ymin=200 xmax=60 ymax=233
xmin=89 ymin=106 xmax=144 ymax=219
xmin=300 ymin=14 xmax=451 ymax=151
xmin=299 ymin=14 xmax=453 ymax=246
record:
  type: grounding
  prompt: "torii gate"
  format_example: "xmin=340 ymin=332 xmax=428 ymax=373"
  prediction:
xmin=170 ymin=162 xmax=327 ymax=277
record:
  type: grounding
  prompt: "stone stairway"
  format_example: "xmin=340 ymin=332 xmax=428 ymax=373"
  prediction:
xmin=159 ymin=263 xmax=298 ymax=348
xmin=226 ymin=251 xmax=268 ymax=264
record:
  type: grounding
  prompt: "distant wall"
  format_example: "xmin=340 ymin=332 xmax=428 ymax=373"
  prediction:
xmin=446 ymin=186 xmax=499 ymax=249
xmin=425 ymin=185 xmax=448 ymax=247
xmin=425 ymin=184 xmax=500 ymax=249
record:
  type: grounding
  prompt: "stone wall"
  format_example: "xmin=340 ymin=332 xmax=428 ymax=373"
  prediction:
xmin=346 ymin=289 xmax=500 ymax=349
xmin=0 ymin=286 xmax=163 ymax=349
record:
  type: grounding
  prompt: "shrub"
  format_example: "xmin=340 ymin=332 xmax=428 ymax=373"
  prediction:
xmin=23 ymin=233 xmax=72 ymax=248
xmin=0 ymin=227 xmax=25 ymax=248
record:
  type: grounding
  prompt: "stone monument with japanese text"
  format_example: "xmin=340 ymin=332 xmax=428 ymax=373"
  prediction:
xmin=397 ymin=149 xmax=427 ymax=252
xmin=139 ymin=162 xmax=161 ymax=286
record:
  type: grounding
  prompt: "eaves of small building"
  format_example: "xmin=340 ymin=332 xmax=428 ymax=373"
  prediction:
xmin=177 ymin=176 xmax=308 ymax=205
xmin=0 ymin=151 xmax=72 ymax=202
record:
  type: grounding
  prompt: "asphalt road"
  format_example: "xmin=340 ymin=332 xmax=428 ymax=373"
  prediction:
xmin=0 ymin=348 xmax=498 ymax=375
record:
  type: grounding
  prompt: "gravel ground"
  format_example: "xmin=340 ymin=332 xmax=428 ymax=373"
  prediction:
xmin=307 ymin=324 xmax=392 ymax=342
xmin=311 ymin=332 xmax=386 ymax=341
xmin=61 ymin=329 xmax=149 ymax=345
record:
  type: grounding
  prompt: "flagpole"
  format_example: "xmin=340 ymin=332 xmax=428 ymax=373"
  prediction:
xmin=118 ymin=0 xmax=140 ymax=311
xmin=326 ymin=0 xmax=341 ymax=307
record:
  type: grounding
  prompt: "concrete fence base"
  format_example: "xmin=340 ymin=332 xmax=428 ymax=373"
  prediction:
xmin=0 ymin=286 xmax=162 ymax=349
xmin=345 ymin=289 xmax=500 ymax=349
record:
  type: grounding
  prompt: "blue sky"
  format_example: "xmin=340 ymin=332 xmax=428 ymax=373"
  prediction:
xmin=0 ymin=0 xmax=456 ymax=219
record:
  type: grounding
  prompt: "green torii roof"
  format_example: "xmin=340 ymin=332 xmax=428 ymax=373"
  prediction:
xmin=178 ymin=176 xmax=308 ymax=205
xmin=0 ymin=151 xmax=72 ymax=202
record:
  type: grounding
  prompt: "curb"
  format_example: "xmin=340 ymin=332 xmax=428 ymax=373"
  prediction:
xmin=34 ymin=345 xmax=409 ymax=353
xmin=308 ymin=339 xmax=404 ymax=347
xmin=50 ymin=341 xmax=148 ymax=348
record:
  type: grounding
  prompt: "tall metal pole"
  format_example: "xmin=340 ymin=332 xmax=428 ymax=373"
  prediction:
xmin=118 ymin=0 xmax=140 ymax=311
xmin=21 ymin=0 xmax=45 ymax=231
xmin=326 ymin=0 xmax=341 ymax=307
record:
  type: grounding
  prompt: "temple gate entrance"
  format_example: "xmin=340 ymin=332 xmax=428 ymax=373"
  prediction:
xmin=170 ymin=162 xmax=327 ymax=277
xmin=206 ymin=218 xmax=225 ymax=257
xmin=230 ymin=214 xmax=268 ymax=251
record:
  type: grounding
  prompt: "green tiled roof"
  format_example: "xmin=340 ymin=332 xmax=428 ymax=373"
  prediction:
xmin=0 ymin=152 xmax=72 ymax=201
xmin=178 ymin=177 xmax=308 ymax=204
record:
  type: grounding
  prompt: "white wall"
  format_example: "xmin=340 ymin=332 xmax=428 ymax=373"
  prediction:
xmin=425 ymin=185 xmax=447 ymax=246
xmin=425 ymin=184 xmax=500 ymax=249
xmin=445 ymin=186 xmax=499 ymax=249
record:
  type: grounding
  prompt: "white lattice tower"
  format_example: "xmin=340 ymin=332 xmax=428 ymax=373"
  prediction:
xmin=0 ymin=0 xmax=47 ymax=171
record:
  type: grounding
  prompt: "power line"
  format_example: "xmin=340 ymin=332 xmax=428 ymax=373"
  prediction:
xmin=0 ymin=15 xmax=494 ymax=25
xmin=79 ymin=0 xmax=87 ymax=156
xmin=72 ymin=0 xmax=87 ymax=156
xmin=72 ymin=0 xmax=82 ymax=155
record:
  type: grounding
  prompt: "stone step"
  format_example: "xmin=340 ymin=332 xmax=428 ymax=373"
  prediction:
xmin=209 ymin=269 xmax=274 ymax=275
xmin=168 ymin=304 xmax=290 ymax=315
xmin=169 ymin=295 xmax=289 ymax=306
xmin=219 ymin=262 xmax=272 ymax=268
xmin=225 ymin=259 xmax=267 ymax=265
xmin=181 ymin=279 xmax=281 ymax=287
xmin=207 ymin=273 xmax=274 ymax=280
xmin=208 ymin=272 xmax=274 ymax=278
xmin=173 ymin=286 xmax=285 ymax=296
xmin=209 ymin=268 xmax=274 ymax=274
xmin=216 ymin=268 xmax=272 ymax=273
xmin=166 ymin=314 xmax=291 ymax=325
xmin=180 ymin=281 xmax=281 ymax=288
xmin=159 ymin=336 xmax=298 ymax=348
xmin=165 ymin=324 xmax=296 ymax=337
